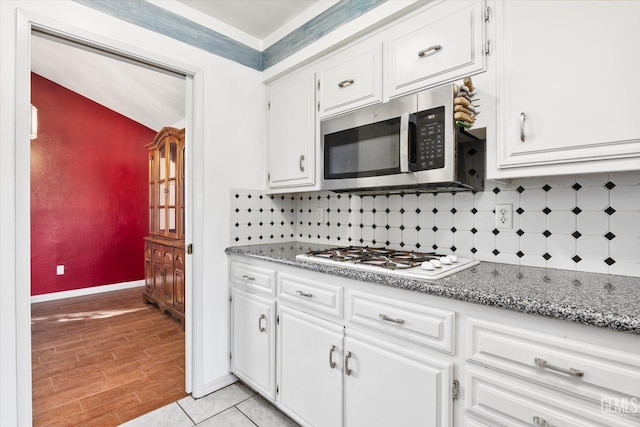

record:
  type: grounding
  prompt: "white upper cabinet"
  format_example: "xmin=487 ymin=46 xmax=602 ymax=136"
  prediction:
xmin=317 ymin=42 xmax=382 ymax=119
xmin=384 ymin=0 xmax=487 ymax=99
xmin=267 ymin=69 xmax=316 ymax=192
xmin=492 ymin=0 xmax=640 ymax=179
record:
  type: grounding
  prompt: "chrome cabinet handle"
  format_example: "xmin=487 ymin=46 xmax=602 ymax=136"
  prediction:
xmin=345 ymin=351 xmax=353 ymax=376
xmin=418 ymin=44 xmax=442 ymax=57
xmin=534 ymin=358 xmax=584 ymax=377
xmin=258 ymin=314 xmax=266 ymax=332
xmin=533 ymin=416 xmax=555 ymax=427
xmin=242 ymin=275 xmax=255 ymax=281
xmin=296 ymin=290 xmax=313 ymax=298
xmin=399 ymin=113 xmax=410 ymax=173
xmin=379 ymin=314 xmax=405 ymax=324
xmin=299 ymin=154 xmax=305 ymax=172
xmin=329 ymin=345 xmax=337 ymax=369
xmin=520 ymin=112 xmax=526 ymax=142
xmin=337 ymin=79 xmax=354 ymax=88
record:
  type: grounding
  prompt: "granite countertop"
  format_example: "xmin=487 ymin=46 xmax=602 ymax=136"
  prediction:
xmin=225 ymin=242 xmax=640 ymax=334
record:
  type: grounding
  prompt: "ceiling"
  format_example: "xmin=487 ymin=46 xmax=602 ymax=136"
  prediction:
xmin=31 ymin=1 xmax=327 ymax=132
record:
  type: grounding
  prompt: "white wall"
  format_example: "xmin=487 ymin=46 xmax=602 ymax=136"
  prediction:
xmin=0 ymin=1 xmax=266 ymax=424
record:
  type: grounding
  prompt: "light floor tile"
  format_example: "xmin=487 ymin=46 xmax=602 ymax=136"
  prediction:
xmin=197 ymin=407 xmax=256 ymax=427
xmin=119 ymin=403 xmax=194 ymax=427
xmin=178 ymin=383 xmax=256 ymax=424
xmin=236 ymin=395 xmax=299 ymax=427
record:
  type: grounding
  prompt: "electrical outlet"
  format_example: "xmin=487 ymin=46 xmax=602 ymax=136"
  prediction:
xmin=56 ymin=265 xmax=64 ymax=275
xmin=495 ymin=204 xmax=513 ymax=229
xmin=315 ymin=208 xmax=324 ymax=223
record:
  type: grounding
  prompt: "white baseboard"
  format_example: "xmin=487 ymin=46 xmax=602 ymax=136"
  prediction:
xmin=192 ymin=373 xmax=238 ymax=399
xmin=30 ymin=280 xmax=145 ymax=303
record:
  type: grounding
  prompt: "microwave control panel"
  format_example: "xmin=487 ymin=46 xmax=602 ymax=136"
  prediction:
xmin=415 ymin=106 xmax=445 ymax=170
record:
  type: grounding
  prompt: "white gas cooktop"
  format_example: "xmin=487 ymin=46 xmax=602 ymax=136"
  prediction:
xmin=296 ymin=246 xmax=478 ymax=280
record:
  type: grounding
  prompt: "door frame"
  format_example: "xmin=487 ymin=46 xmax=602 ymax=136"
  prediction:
xmin=15 ymin=9 xmax=205 ymax=424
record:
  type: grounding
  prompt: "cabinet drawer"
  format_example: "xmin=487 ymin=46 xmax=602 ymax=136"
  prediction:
xmin=347 ymin=290 xmax=455 ymax=354
xmin=466 ymin=366 xmax=635 ymax=427
xmin=317 ymin=42 xmax=382 ymax=118
xmin=467 ymin=318 xmax=640 ymax=404
xmin=278 ymin=273 xmax=343 ymax=319
xmin=230 ymin=261 xmax=276 ymax=296
xmin=383 ymin=0 xmax=485 ymax=98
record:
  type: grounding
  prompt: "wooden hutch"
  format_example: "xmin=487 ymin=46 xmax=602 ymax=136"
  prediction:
xmin=143 ymin=127 xmax=185 ymax=329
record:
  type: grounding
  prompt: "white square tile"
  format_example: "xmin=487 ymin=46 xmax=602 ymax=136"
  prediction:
xmin=577 ymin=186 xmax=609 ymax=210
xmin=474 ymin=191 xmax=496 ymax=211
xmin=361 ymin=226 xmax=374 ymax=242
xmin=496 ymin=231 xmax=519 ymax=254
xmin=610 ymin=185 xmax=640 ymax=210
xmin=453 ymin=231 xmax=474 ymax=250
xmin=350 ymin=196 xmax=362 ymax=211
xmin=416 ymin=194 xmax=435 ymax=212
xmin=608 ymin=171 xmax=640 ymax=186
xmin=417 ymin=212 xmax=435 ymax=229
xmin=453 ymin=192 xmax=474 ymax=210
xmin=610 ymin=236 xmax=640 ymax=264
xmin=577 ymin=210 xmax=609 ymax=236
xmin=519 ymin=189 xmax=546 ymax=210
xmin=374 ymin=211 xmax=387 ymax=226
xmin=495 ymin=253 xmax=521 ymax=265
xmin=546 ymin=188 xmax=576 ymax=211
xmin=374 ymin=227 xmax=387 ymax=244
xmin=453 ymin=212 xmax=474 ymax=230
xmin=401 ymin=229 xmax=419 ymax=247
xmin=455 ymin=249 xmax=474 ymax=258
xmin=519 ymin=177 xmax=546 ymax=189
xmin=435 ymin=212 xmax=454 ymax=229
xmin=388 ymin=211 xmax=403 ymax=227
xmin=435 ymin=193 xmax=454 ymax=211
xmin=361 ymin=211 xmax=374 ymax=226
xmin=576 ymin=260 xmax=609 ymax=274
xmin=402 ymin=195 xmax=418 ymax=212
xmin=546 ymin=257 xmax=577 ymax=271
xmin=546 ymin=174 xmax=577 ymax=188
xmin=547 ymin=234 xmax=576 ymax=259
xmin=575 ymin=173 xmax=610 ymax=187
xmin=387 ymin=194 xmax=403 ymax=210
xmin=178 ymin=383 xmax=255 ymax=424
xmin=416 ymin=230 xmax=434 ymax=248
xmin=520 ymin=254 xmax=546 ymax=268
xmin=361 ymin=196 xmax=375 ymax=210
xmin=474 ymin=211 xmax=495 ymax=231
xmin=374 ymin=195 xmax=388 ymax=211
xmin=496 ymin=190 xmax=519 ymax=205
xmin=546 ymin=211 xmax=575 ymax=234
xmin=338 ymin=195 xmax=351 ymax=210
xmin=474 ymin=230 xmax=495 ymax=251
xmin=520 ymin=211 xmax=546 ymax=233
xmin=387 ymin=227 xmax=402 ymax=245
xmin=402 ymin=212 xmax=418 ymax=229
xmin=520 ymin=233 xmax=546 ymax=256
xmin=435 ymin=230 xmax=454 ymax=249
xmin=576 ymin=234 xmax=608 ymax=260
xmin=608 ymin=261 xmax=640 ymax=277
xmin=610 ymin=210 xmax=640 ymax=236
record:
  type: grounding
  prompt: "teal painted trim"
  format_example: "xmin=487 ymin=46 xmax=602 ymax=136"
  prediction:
xmin=72 ymin=0 xmax=388 ymax=71
xmin=72 ymin=0 xmax=262 ymax=70
xmin=263 ymin=0 xmax=387 ymax=70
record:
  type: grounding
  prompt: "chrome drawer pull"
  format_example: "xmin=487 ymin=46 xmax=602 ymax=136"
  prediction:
xmin=534 ymin=358 xmax=584 ymax=377
xmin=329 ymin=345 xmax=337 ymax=369
xmin=345 ymin=351 xmax=353 ymax=376
xmin=520 ymin=112 xmax=526 ymax=142
xmin=258 ymin=314 xmax=266 ymax=332
xmin=379 ymin=314 xmax=405 ymax=324
xmin=418 ymin=44 xmax=442 ymax=57
xmin=242 ymin=275 xmax=255 ymax=281
xmin=533 ymin=416 xmax=555 ymax=427
xmin=296 ymin=290 xmax=313 ymax=298
xmin=299 ymin=154 xmax=305 ymax=172
xmin=338 ymin=79 xmax=354 ymax=88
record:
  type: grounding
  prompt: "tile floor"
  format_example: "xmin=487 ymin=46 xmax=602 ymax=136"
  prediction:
xmin=120 ymin=382 xmax=299 ymax=426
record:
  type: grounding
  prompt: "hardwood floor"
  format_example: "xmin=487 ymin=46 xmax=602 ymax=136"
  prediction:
xmin=31 ymin=287 xmax=186 ymax=426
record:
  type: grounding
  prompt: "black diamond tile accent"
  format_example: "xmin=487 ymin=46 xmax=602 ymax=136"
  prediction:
xmin=604 ymin=181 xmax=616 ymax=190
xmin=492 ymin=228 xmax=500 ymax=235
xmin=492 ymin=249 xmax=500 ymax=256
xmin=432 ymin=226 xmax=438 ymax=232
xmin=542 ymin=184 xmax=552 ymax=192
xmin=372 ymin=209 xmax=377 ymax=214
xmin=234 ymin=223 xmax=239 ymax=227
xmin=234 ymin=194 xmax=239 ymax=198
xmin=572 ymin=231 xmax=582 ymax=239
xmin=385 ymin=224 xmax=390 ymax=230
xmin=400 ymin=225 xmax=405 ymax=231
xmin=451 ymin=227 xmax=457 ymax=233
xmin=543 ymin=207 xmax=552 ymax=215
xmin=517 ymin=229 xmax=525 ymax=236
xmin=372 ymin=224 xmax=377 ymax=229
xmin=359 ymin=224 xmax=363 ymax=228
xmin=372 ymin=239 xmax=377 ymax=245
xmin=604 ymin=232 xmax=616 ymax=240
xmin=359 ymin=209 xmax=364 ymax=213
xmin=235 ymin=208 xmax=239 ymax=213
xmin=572 ymin=183 xmax=582 ymax=191
xmin=543 ymin=230 xmax=552 ymax=237
xmin=400 ymin=208 xmax=405 ymax=214
xmin=516 ymin=207 xmax=524 ymax=215
xmin=385 ymin=208 xmax=390 ymax=214
xmin=604 ymin=207 xmax=616 ymax=215
xmin=247 ymin=222 xmax=252 ymax=227
xmin=493 ymin=187 xmax=501 ymax=194
xmin=471 ymin=227 xmax=478 ymax=234
xmin=517 ymin=251 xmax=524 ymax=258
xmin=471 ymin=208 xmax=478 ymax=214
xmin=605 ymin=257 xmax=616 ymax=266
xmin=516 ymin=186 xmax=525 ymax=193
xmin=348 ymin=223 xmax=352 ymax=227
xmin=543 ymin=253 xmax=552 ymax=260
xmin=385 ymin=241 xmax=390 ymax=246
xmin=448 ymin=246 xmax=456 ymax=252
xmin=471 ymin=247 xmax=477 ymax=254
xmin=572 ymin=255 xmax=582 ymax=263
xmin=415 ymin=243 xmax=421 ymax=249
xmin=416 ymin=225 xmax=421 ymax=231
xmin=432 ymin=244 xmax=438 ymax=250
xmin=433 ymin=208 xmax=438 ymax=214
xmin=451 ymin=208 xmax=457 ymax=214
xmin=572 ymin=207 xmax=582 ymax=215
xmin=348 ymin=208 xmax=352 ymax=213
xmin=416 ymin=208 xmax=421 ymax=214
xmin=400 ymin=242 xmax=405 ymax=247
xmin=247 ymin=194 xmax=252 ymax=199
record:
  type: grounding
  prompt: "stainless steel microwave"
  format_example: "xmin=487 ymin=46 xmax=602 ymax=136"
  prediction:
xmin=320 ymin=84 xmax=485 ymax=193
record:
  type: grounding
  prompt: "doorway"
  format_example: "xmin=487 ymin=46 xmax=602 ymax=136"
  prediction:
xmin=15 ymin=13 xmax=203 ymax=425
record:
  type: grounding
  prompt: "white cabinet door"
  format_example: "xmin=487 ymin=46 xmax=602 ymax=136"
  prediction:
xmin=277 ymin=306 xmax=343 ymax=427
xmin=230 ymin=288 xmax=276 ymax=400
xmin=495 ymin=1 xmax=640 ymax=177
xmin=267 ymin=70 xmax=316 ymax=192
xmin=384 ymin=0 xmax=486 ymax=99
xmin=317 ymin=42 xmax=382 ymax=118
xmin=344 ymin=330 xmax=453 ymax=427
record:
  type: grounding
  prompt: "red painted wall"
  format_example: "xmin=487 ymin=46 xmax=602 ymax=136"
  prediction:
xmin=30 ymin=73 xmax=157 ymax=296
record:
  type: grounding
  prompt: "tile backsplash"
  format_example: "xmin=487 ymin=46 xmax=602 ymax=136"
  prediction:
xmin=230 ymin=171 xmax=640 ymax=277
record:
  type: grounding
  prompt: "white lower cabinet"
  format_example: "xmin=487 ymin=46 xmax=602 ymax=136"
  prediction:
xmin=277 ymin=306 xmax=344 ymax=427
xmin=344 ymin=329 xmax=453 ymax=427
xmin=230 ymin=287 xmax=276 ymax=400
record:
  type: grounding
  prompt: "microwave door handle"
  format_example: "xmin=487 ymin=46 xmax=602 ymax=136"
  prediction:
xmin=400 ymin=113 xmax=410 ymax=173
